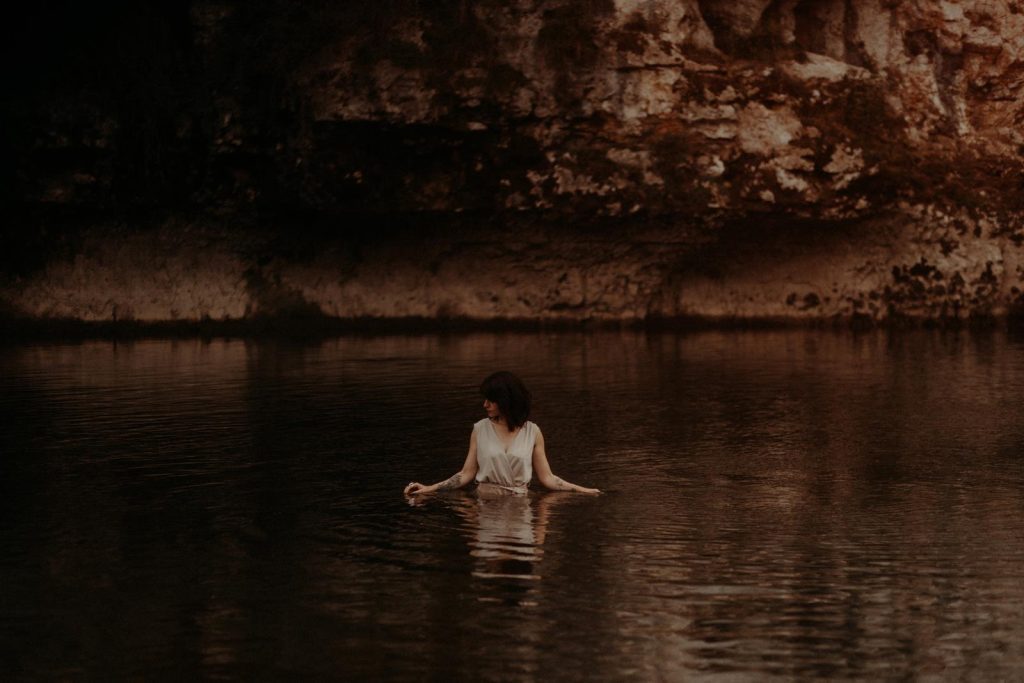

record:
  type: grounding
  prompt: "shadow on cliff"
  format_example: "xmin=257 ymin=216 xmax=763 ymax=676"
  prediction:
xmin=242 ymin=266 xmax=328 ymax=330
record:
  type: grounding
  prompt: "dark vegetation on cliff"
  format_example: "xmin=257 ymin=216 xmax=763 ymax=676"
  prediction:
xmin=4 ymin=1 xmax=352 ymax=277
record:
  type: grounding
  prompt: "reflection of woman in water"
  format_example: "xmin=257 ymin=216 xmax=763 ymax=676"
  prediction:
xmin=404 ymin=371 xmax=600 ymax=497
xmin=450 ymin=489 xmax=581 ymax=597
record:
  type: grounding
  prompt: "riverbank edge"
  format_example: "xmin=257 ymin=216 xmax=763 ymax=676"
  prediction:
xmin=2 ymin=311 xmax=1020 ymax=341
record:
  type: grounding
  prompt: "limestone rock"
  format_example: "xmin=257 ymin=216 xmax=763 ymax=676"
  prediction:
xmin=6 ymin=0 xmax=1024 ymax=327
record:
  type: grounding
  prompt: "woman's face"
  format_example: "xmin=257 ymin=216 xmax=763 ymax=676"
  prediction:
xmin=483 ymin=398 xmax=501 ymax=420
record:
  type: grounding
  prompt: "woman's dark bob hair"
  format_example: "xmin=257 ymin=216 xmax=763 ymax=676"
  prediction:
xmin=480 ymin=371 xmax=532 ymax=431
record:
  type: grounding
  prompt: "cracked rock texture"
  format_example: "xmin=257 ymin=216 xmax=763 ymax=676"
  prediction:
xmin=4 ymin=0 xmax=1024 ymax=326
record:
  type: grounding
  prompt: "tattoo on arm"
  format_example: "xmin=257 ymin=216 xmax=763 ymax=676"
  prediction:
xmin=436 ymin=473 xmax=462 ymax=492
xmin=553 ymin=476 xmax=573 ymax=492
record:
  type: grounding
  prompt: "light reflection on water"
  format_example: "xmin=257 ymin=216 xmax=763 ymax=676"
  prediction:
xmin=1 ymin=331 xmax=1024 ymax=680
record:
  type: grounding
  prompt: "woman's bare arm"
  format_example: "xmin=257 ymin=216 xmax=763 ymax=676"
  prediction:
xmin=404 ymin=429 xmax=479 ymax=496
xmin=531 ymin=429 xmax=600 ymax=494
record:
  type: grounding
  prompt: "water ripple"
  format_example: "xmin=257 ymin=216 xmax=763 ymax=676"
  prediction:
xmin=2 ymin=332 xmax=1024 ymax=680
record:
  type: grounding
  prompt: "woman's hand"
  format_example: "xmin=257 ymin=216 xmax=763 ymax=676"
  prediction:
xmin=404 ymin=481 xmax=434 ymax=496
xmin=577 ymin=486 xmax=601 ymax=495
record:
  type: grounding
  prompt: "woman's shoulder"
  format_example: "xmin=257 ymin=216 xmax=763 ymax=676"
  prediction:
xmin=473 ymin=417 xmax=491 ymax=431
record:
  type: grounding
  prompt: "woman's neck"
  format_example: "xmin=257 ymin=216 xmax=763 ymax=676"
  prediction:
xmin=489 ymin=415 xmax=514 ymax=431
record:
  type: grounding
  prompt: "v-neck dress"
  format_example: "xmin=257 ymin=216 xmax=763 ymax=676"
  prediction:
xmin=473 ymin=418 xmax=537 ymax=494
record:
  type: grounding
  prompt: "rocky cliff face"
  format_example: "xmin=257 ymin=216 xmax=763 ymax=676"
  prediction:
xmin=4 ymin=0 xmax=1024 ymax=327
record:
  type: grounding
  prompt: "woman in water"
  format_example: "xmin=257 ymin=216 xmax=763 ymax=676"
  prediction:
xmin=404 ymin=371 xmax=601 ymax=497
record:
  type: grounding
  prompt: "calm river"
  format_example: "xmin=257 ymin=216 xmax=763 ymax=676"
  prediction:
xmin=2 ymin=331 xmax=1023 ymax=680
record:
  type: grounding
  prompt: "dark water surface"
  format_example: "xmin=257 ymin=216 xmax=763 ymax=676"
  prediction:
xmin=2 ymin=331 xmax=1024 ymax=680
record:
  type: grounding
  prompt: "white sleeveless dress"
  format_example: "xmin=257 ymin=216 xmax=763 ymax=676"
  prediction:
xmin=474 ymin=418 xmax=537 ymax=494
